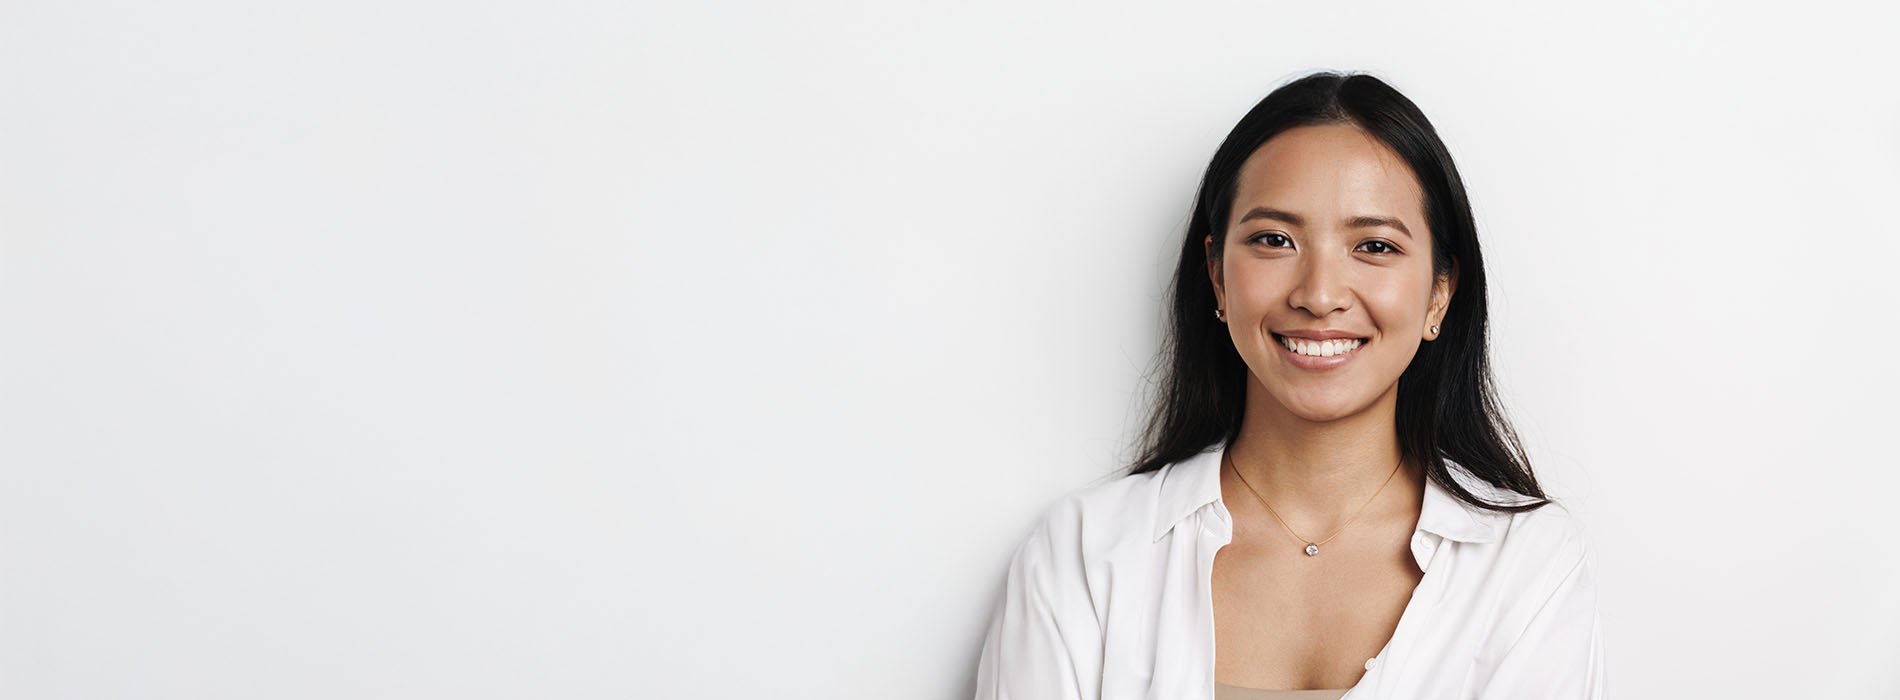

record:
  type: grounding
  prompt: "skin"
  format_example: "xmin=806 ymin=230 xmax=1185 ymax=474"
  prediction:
xmin=1203 ymin=123 xmax=1459 ymax=690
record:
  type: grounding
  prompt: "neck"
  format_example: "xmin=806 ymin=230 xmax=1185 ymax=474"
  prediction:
xmin=1226 ymin=373 xmax=1417 ymax=527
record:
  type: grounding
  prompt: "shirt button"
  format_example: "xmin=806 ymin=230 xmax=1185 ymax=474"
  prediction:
xmin=1364 ymin=657 xmax=1379 ymax=671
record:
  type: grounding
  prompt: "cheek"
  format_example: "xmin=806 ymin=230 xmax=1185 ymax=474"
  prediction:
xmin=1360 ymin=280 xmax=1431 ymax=329
xmin=1227 ymin=269 xmax=1290 ymax=307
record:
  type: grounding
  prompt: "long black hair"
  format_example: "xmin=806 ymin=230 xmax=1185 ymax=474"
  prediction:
xmin=1122 ymin=70 xmax=1548 ymax=513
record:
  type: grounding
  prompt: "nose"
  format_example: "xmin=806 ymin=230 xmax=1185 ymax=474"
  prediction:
xmin=1286 ymin=253 xmax=1352 ymax=317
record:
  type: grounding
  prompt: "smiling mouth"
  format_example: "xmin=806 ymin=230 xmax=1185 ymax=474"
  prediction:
xmin=1271 ymin=333 xmax=1370 ymax=358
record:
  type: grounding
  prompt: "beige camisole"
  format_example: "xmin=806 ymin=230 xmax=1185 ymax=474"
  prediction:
xmin=1213 ymin=682 xmax=1352 ymax=700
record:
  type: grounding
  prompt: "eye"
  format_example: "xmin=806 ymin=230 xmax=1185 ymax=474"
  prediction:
xmin=1248 ymin=232 xmax=1292 ymax=248
xmin=1357 ymin=240 xmax=1398 ymax=255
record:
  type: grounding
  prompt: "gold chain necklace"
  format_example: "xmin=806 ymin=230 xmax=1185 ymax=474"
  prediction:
xmin=1224 ymin=450 xmax=1405 ymax=557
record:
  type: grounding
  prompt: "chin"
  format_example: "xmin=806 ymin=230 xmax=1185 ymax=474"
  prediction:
xmin=1289 ymin=405 xmax=1360 ymax=423
xmin=1280 ymin=392 xmax=1372 ymax=423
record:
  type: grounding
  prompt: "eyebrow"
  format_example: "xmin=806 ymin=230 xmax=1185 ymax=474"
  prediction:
xmin=1234 ymin=206 xmax=1413 ymax=239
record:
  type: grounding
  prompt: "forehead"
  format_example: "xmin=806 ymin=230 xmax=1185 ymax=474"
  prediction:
xmin=1231 ymin=124 xmax=1425 ymax=226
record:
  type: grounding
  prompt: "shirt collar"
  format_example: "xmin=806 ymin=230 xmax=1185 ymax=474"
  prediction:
xmin=1149 ymin=439 xmax=1511 ymax=544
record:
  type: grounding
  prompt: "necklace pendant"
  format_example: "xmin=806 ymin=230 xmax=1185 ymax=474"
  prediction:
xmin=1304 ymin=543 xmax=1320 ymax=556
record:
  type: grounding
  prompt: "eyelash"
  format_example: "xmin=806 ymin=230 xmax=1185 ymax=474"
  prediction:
xmin=1249 ymin=232 xmax=1398 ymax=255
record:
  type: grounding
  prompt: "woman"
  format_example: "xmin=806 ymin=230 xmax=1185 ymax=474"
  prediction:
xmin=973 ymin=71 xmax=1605 ymax=699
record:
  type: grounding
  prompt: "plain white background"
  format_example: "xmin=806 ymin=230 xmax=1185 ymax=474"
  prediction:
xmin=2 ymin=1 xmax=1896 ymax=698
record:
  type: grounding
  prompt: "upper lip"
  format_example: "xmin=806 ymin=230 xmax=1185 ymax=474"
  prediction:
xmin=1274 ymin=329 xmax=1369 ymax=340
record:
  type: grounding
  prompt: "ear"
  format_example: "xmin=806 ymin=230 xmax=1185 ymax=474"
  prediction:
xmin=1427 ymin=258 xmax=1459 ymax=338
xmin=1204 ymin=234 xmax=1225 ymax=310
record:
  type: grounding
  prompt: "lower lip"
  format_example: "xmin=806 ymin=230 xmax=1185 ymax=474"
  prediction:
xmin=1274 ymin=334 xmax=1368 ymax=371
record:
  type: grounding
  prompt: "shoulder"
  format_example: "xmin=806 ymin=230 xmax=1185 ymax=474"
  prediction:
xmin=1438 ymin=461 xmax=1598 ymax=599
xmin=1481 ymin=493 xmax=1601 ymax=634
xmin=1011 ymin=467 xmax=1169 ymax=562
xmin=999 ymin=464 xmax=1176 ymax=586
xmin=1445 ymin=462 xmax=1595 ymax=571
xmin=978 ymin=465 xmax=1178 ymax=693
xmin=1477 ymin=500 xmax=1606 ymax=684
xmin=1497 ymin=498 xmax=1595 ymax=574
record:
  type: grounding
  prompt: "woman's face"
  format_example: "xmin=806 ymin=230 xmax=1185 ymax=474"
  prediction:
xmin=1205 ymin=123 xmax=1456 ymax=424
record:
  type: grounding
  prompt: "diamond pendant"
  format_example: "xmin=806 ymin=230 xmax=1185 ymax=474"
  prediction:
xmin=1304 ymin=543 xmax=1320 ymax=556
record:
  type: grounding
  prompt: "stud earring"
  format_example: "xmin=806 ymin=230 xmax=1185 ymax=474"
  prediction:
xmin=1215 ymin=308 xmax=1226 ymax=322
xmin=1431 ymin=324 xmax=1439 ymax=334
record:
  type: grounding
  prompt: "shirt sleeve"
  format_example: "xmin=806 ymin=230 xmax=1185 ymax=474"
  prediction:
xmin=1475 ymin=539 xmax=1608 ymax=699
xmin=972 ymin=512 xmax=1096 ymax=700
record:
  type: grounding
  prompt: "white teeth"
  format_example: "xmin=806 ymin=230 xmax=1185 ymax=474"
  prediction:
xmin=1279 ymin=335 xmax=1364 ymax=357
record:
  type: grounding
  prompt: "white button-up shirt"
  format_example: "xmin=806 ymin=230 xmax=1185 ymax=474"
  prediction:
xmin=974 ymin=440 xmax=1605 ymax=699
